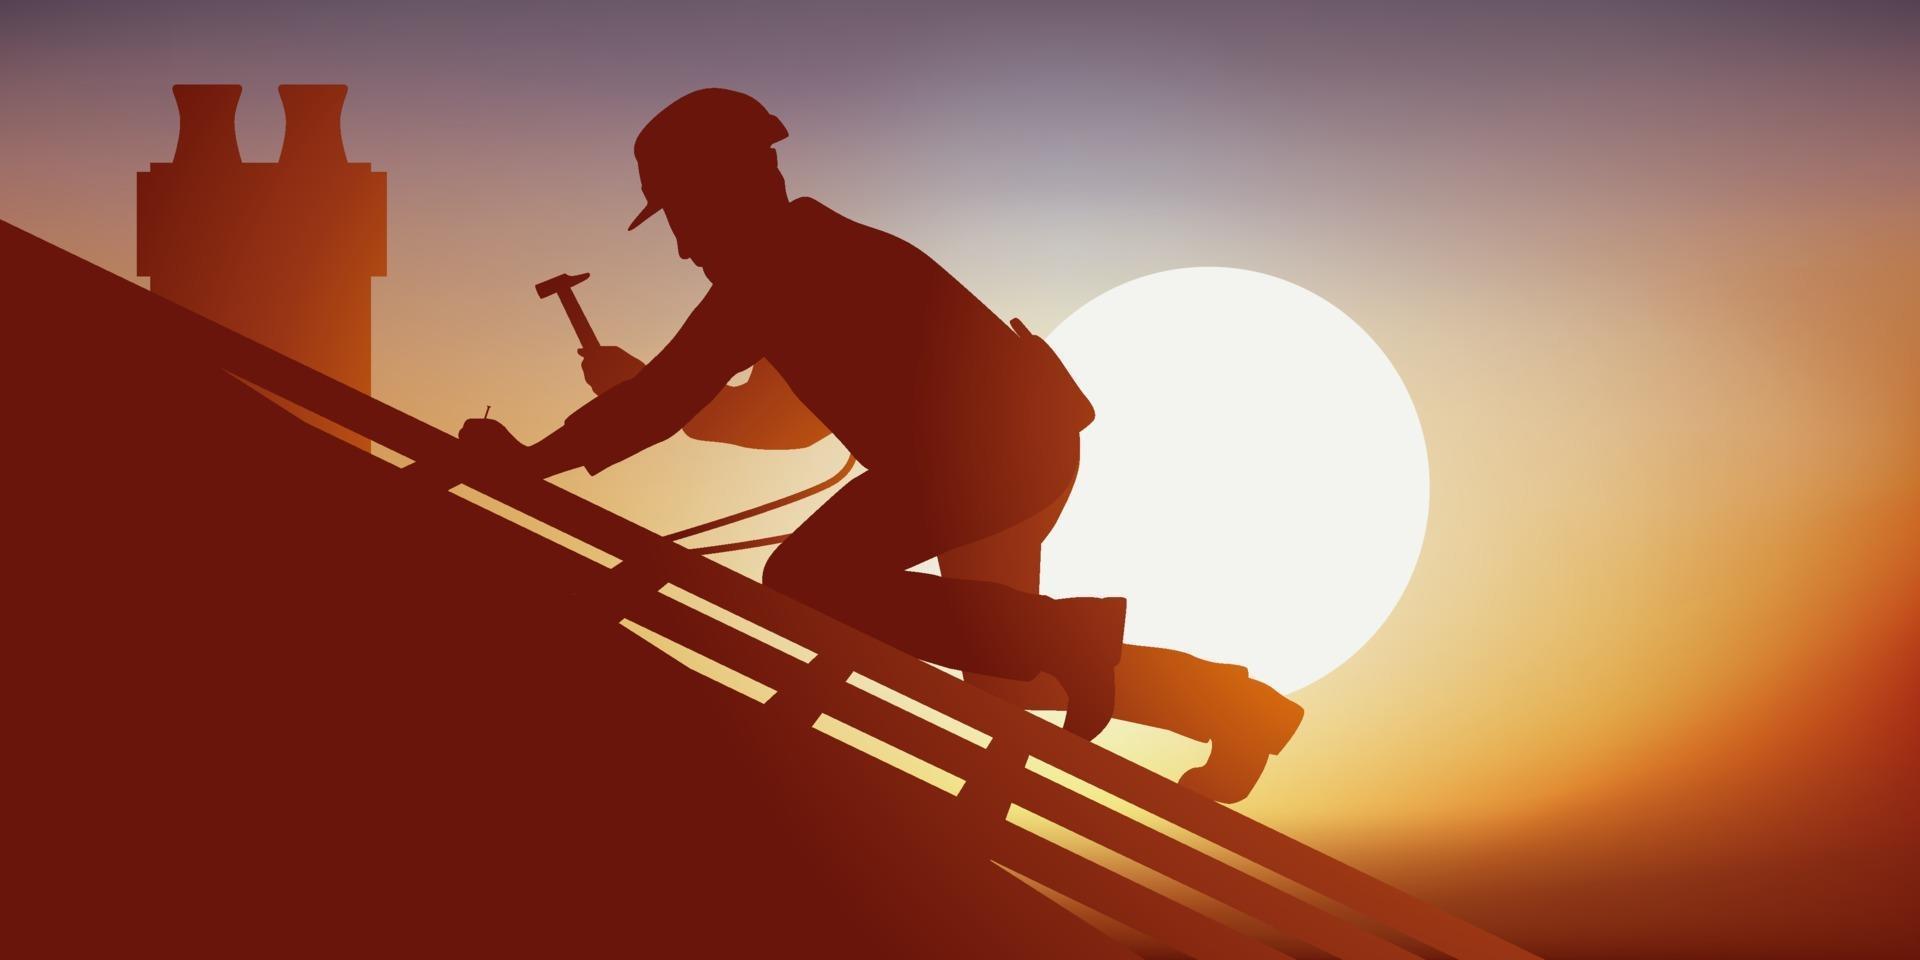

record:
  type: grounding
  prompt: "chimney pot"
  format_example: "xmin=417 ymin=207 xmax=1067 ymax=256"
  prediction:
xmin=171 ymin=84 xmax=243 ymax=165
xmin=279 ymin=84 xmax=350 ymax=164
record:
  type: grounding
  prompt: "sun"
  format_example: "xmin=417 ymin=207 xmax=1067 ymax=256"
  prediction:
xmin=1040 ymin=267 xmax=1429 ymax=694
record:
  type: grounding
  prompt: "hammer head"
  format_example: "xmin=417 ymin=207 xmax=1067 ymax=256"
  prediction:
xmin=535 ymin=272 xmax=590 ymax=300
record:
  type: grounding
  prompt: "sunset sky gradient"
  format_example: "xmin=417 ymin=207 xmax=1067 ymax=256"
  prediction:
xmin=5 ymin=2 xmax=1916 ymax=955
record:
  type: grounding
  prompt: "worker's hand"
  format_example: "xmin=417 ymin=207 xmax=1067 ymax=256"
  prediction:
xmin=459 ymin=417 xmax=527 ymax=475
xmin=580 ymin=345 xmax=645 ymax=396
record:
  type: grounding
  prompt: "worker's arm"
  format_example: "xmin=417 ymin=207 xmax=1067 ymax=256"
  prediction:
xmin=522 ymin=290 xmax=761 ymax=477
xmin=684 ymin=360 xmax=831 ymax=450
xmin=582 ymin=348 xmax=829 ymax=450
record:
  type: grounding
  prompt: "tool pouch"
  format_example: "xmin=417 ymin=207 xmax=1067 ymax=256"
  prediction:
xmin=1011 ymin=318 xmax=1096 ymax=433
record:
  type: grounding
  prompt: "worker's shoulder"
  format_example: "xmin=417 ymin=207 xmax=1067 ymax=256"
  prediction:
xmin=790 ymin=196 xmax=920 ymax=259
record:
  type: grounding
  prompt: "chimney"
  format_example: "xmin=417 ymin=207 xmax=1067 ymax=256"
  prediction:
xmin=137 ymin=84 xmax=386 ymax=450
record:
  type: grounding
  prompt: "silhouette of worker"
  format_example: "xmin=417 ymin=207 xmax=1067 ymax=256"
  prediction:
xmin=461 ymin=89 xmax=1301 ymax=801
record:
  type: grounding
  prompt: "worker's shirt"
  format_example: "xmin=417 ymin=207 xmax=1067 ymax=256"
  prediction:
xmin=557 ymin=197 xmax=1066 ymax=476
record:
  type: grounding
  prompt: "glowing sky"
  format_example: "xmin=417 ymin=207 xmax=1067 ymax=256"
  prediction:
xmin=5 ymin=2 xmax=1917 ymax=955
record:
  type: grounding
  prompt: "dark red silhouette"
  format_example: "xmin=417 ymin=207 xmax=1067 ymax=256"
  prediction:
xmin=6 ymin=208 xmax=1537 ymax=958
xmin=467 ymin=89 xmax=1301 ymax=800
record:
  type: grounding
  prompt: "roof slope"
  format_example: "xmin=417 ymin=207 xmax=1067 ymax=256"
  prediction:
xmin=5 ymin=219 xmax=1132 ymax=959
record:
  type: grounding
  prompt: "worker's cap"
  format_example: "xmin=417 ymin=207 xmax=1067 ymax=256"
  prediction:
xmin=629 ymin=88 xmax=788 ymax=230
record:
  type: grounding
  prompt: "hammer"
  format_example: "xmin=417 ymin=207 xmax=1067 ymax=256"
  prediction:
xmin=535 ymin=272 xmax=599 ymax=350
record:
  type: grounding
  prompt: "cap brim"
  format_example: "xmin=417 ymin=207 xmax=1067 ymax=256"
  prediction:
xmin=627 ymin=201 xmax=661 ymax=231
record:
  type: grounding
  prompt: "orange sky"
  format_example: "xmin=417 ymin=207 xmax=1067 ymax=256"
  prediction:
xmin=4 ymin=3 xmax=1916 ymax=954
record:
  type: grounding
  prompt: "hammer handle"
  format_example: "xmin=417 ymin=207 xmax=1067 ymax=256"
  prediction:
xmin=558 ymin=291 xmax=600 ymax=350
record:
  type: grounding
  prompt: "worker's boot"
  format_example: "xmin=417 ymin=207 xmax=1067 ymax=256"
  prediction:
xmin=1177 ymin=670 xmax=1303 ymax=804
xmin=1042 ymin=597 xmax=1125 ymax=741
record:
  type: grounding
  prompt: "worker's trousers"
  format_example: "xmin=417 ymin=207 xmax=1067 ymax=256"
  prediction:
xmin=761 ymin=432 xmax=1243 ymax=745
xmin=761 ymin=434 xmax=1090 ymax=681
